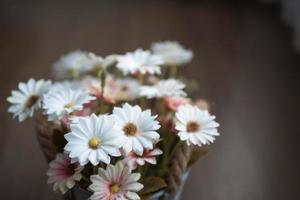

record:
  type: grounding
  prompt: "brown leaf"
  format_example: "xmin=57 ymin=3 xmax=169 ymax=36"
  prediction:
xmin=188 ymin=148 xmax=208 ymax=167
xmin=140 ymin=195 xmax=152 ymax=200
xmin=139 ymin=176 xmax=167 ymax=196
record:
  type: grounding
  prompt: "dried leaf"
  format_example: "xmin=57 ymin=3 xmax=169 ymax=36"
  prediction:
xmin=140 ymin=195 xmax=152 ymax=200
xmin=188 ymin=148 xmax=208 ymax=167
xmin=139 ymin=176 xmax=167 ymax=196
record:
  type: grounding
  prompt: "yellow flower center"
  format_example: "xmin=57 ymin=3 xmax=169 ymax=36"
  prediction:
xmin=64 ymin=102 xmax=75 ymax=109
xmin=88 ymin=137 xmax=101 ymax=149
xmin=187 ymin=121 xmax=200 ymax=133
xmin=123 ymin=122 xmax=138 ymax=136
xmin=110 ymin=184 xmax=120 ymax=194
xmin=25 ymin=95 xmax=39 ymax=108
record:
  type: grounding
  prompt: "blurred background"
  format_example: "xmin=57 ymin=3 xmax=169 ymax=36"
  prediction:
xmin=1 ymin=0 xmax=300 ymax=199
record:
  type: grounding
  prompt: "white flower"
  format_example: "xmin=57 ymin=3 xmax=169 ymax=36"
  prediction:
xmin=175 ymin=104 xmax=220 ymax=146
xmin=118 ymin=78 xmax=140 ymax=101
xmin=151 ymin=41 xmax=193 ymax=66
xmin=43 ymin=86 xmax=95 ymax=120
xmin=112 ymin=103 xmax=160 ymax=156
xmin=89 ymin=161 xmax=143 ymax=200
xmin=7 ymin=79 xmax=51 ymax=122
xmin=46 ymin=153 xmax=83 ymax=194
xmin=64 ymin=114 xmax=124 ymax=166
xmin=123 ymin=148 xmax=163 ymax=170
xmin=139 ymin=79 xmax=186 ymax=99
xmin=53 ymin=50 xmax=103 ymax=80
xmin=116 ymin=49 xmax=163 ymax=75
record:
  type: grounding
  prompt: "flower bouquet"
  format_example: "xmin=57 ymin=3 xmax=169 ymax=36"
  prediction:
xmin=7 ymin=41 xmax=220 ymax=200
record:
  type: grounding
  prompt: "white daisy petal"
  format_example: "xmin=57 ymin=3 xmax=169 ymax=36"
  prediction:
xmin=7 ymin=79 xmax=51 ymax=122
xmin=175 ymin=104 xmax=220 ymax=146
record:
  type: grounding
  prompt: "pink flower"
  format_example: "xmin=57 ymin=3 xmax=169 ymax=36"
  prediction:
xmin=123 ymin=148 xmax=163 ymax=170
xmin=89 ymin=161 xmax=143 ymax=200
xmin=164 ymin=96 xmax=190 ymax=111
xmin=194 ymin=99 xmax=210 ymax=111
xmin=83 ymin=76 xmax=140 ymax=104
xmin=46 ymin=153 xmax=83 ymax=194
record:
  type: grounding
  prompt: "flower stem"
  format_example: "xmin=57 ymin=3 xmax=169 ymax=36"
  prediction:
xmin=170 ymin=65 xmax=177 ymax=77
xmin=97 ymin=69 xmax=107 ymax=114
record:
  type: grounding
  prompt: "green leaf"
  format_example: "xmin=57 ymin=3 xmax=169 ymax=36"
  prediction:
xmin=139 ymin=176 xmax=167 ymax=196
xmin=188 ymin=148 xmax=208 ymax=167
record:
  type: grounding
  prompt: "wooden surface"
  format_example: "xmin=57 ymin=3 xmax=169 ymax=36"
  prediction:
xmin=1 ymin=1 xmax=300 ymax=199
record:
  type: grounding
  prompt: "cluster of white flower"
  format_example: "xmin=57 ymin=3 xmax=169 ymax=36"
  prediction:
xmin=7 ymin=41 xmax=220 ymax=200
xmin=64 ymin=103 xmax=160 ymax=166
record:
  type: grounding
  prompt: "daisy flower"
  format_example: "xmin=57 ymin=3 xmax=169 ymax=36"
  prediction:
xmin=64 ymin=114 xmax=124 ymax=166
xmin=89 ymin=161 xmax=143 ymax=200
xmin=43 ymin=86 xmax=96 ymax=121
xmin=151 ymin=41 xmax=193 ymax=66
xmin=7 ymin=79 xmax=51 ymax=122
xmin=123 ymin=148 xmax=163 ymax=170
xmin=139 ymin=79 xmax=186 ymax=99
xmin=116 ymin=49 xmax=163 ymax=75
xmin=112 ymin=103 xmax=161 ymax=156
xmin=175 ymin=104 xmax=220 ymax=146
xmin=46 ymin=153 xmax=83 ymax=194
xmin=53 ymin=50 xmax=103 ymax=80
xmin=117 ymin=78 xmax=141 ymax=101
